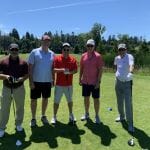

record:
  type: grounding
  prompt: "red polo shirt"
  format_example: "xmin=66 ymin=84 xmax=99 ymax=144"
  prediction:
xmin=54 ymin=55 xmax=77 ymax=86
xmin=80 ymin=51 xmax=103 ymax=85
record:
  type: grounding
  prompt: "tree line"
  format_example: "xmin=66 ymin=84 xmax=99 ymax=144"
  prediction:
xmin=0 ymin=23 xmax=150 ymax=68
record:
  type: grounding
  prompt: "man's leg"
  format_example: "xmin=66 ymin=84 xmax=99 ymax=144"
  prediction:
xmin=124 ymin=81 xmax=134 ymax=131
xmin=0 ymin=86 xmax=12 ymax=130
xmin=68 ymin=101 xmax=73 ymax=114
xmin=94 ymin=98 xmax=99 ymax=116
xmin=42 ymin=98 xmax=48 ymax=116
xmin=53 ymin=102 xmax=59 ymax=117
xmin=115 ymin=80 xmax=125 ymax=120
xmin=14 ymin=85 xmax=25 ymax=127
xmin=31 ymin=99 xmax=37 ymax=119
xmin=84 ymin=97 xmax=90 ymax=114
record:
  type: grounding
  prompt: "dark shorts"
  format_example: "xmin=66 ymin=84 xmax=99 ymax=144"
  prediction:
xmin=30 ymin=82 xmax=52 ymax=99
xmin=82 ymin=84 xmax=100 ymax=99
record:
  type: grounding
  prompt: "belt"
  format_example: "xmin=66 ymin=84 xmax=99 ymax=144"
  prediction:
xmin=117 ymin=78 xmax=131 ymax=83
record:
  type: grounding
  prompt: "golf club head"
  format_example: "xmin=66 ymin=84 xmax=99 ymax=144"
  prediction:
xmin=128 ymin=138 xmax=135 ymax=146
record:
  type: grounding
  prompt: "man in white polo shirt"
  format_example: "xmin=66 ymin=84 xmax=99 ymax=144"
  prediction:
xmin=114 ymin=43 xmax=134 ymax=132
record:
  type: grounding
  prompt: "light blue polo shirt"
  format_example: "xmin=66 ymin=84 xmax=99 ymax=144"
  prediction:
xmin=28 ymin=47 xmax=55 ymax=82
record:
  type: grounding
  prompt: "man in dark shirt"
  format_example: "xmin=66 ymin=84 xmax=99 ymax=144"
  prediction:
xmin=0 ymin=43 xmax=28 ymax=138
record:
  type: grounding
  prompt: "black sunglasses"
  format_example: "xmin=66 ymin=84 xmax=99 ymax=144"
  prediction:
xmin=63 ymin=49 xmax=70 ymax=51
xmin=10 ymin=48 xmax=19 ymax=52
xmin=118 ymin=48 xmax=126 ymax=51
xmin=87 ymin=45 xmax=94 ymax=48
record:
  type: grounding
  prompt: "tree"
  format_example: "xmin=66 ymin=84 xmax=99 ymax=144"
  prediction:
xmin=9 ymin=28 xmax=20 ymax=40
xmin=90 ymin=23 xmax=106 ymax=48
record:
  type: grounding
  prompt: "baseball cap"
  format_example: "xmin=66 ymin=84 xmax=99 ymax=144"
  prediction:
xmin=9 ymin=43 xmax=19 ymax=50
xmin=86 ymin=39 xmax=95 ymax=46
xmin=118 ymin=43 xmax=126 ymax=49
xmin=41 ymin=35 xmax=51 ymax=41
xmin=62 ymin=42 xmax=70 ymax=47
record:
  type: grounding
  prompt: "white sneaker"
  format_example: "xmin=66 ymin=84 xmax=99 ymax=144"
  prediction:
xmin=81 ymin=113 xmax=89 ymax=121
xmin=0 ymin=130 xmax=4 ymax=138
xmin=16 ymin=125 xmax=23 ymax=132
xmin=51 ymin=117 xmax=57 ymax=124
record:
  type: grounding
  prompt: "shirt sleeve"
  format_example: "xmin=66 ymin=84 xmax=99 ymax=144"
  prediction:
xmin=53 ymin=57 xmax=59 ymax=68
xmin=80 ymin=55 xmax=83 ymax=68
xmin=129 ymin=55 xmax=134 ymax=65
xmin=97 ymin=55 xmax=104 ymax=69
xmin=114 ymin=57 xmax=117 ymax=65
xmin=28 ymin=51 xmax=35 ymax=65
xmin=73 ymin=58 xmax=78 ymax=70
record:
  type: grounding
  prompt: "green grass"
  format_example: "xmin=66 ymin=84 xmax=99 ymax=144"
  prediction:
xmin=0 ymin=54 xmax=150 ymax=149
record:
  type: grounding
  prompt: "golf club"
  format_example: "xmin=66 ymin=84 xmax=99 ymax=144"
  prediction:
xmin=128 ymin=80 xmax=135 ymax=146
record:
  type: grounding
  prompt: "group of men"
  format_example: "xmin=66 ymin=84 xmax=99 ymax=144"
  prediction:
xmin=0 ymin=34 xmax=134 ymax=138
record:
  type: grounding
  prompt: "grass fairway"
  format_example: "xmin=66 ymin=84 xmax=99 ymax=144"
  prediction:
xmin=0 ymin=54 xmax=150 ymax=149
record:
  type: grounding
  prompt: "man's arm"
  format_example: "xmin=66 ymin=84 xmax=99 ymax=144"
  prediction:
xmin=28 ymin=63 xmax=34 ymax=89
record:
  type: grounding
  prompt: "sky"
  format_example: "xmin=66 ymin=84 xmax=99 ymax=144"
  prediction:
xmin=0 ymin=0 xmax=150 ymax=40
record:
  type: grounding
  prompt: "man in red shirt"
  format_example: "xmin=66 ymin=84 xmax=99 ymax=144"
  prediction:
xmin=79 ymin=39 xmax=103 ymax=124
xmin=51 ymin=43 xmax=78 ymax=124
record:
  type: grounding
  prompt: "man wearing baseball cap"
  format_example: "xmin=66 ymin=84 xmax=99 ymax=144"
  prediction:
xmin=0 ymin=43 xmax=28 ymax=137
xmin=79 ymin=39 xmax=104 ymax=124
xmin=114 ymin=43 xmax=134 ymax=132
xmin=51 ymin=42 xmax=77 ymax=124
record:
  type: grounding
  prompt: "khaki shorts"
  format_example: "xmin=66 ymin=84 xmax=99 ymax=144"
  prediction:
xmin=54 ymin=86 xmax=73 ymax=104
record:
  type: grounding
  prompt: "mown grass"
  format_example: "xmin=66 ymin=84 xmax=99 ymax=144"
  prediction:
xmin=0 ymin=54 xmax=150 ymax=150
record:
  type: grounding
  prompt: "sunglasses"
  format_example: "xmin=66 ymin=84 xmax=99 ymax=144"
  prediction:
xmin=118 ymin=48 xmax=126 ymax=51
xmin=87 ymin=45 xmax=94 ymax=48
xmin=63 ymin=49 xmax=70 ymax=51
xmin=10 ymin=48 xmax=19 ymax=52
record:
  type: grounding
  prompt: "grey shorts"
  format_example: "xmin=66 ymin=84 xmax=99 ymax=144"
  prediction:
xmin=54 ymin=86 xmax=73 ymax=104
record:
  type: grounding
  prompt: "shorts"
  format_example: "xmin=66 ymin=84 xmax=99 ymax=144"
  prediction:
xmin=30 ymin=82 xmax=51 ymax=99
xmin=54 ymin=86 xmax=73 ymax=104
xmin=82 ymin=84 xmax=100 ymax=99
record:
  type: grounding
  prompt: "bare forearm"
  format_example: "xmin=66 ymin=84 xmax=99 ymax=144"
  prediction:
xmin=129 ymin=65 xmax=134 ymax=73
xmin=0 ymin=74 xmax=9 ymax=80
xmin=97 ymin=68 xmax=103 ymax=83
xmin=54 ymin=68 xmax=65 ymax=73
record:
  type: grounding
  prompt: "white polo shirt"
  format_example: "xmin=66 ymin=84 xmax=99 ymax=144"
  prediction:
xmin=114 ymin=53 xmax=134 ymax=81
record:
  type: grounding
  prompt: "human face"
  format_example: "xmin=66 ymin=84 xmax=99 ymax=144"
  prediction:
xmin=10 ymin=48 xmax=19 ymax=58
xmin=62 ymin=46 xmax=70 ymax=57
xmin=118 ymin=48 xmax=126 ymax=57
xmin=41 ymin=39 xmax=51 ymax=47
xmin=86 ymin=44 xmax=94 ymax=52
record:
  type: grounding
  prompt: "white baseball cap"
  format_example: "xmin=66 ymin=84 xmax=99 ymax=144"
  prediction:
xmin=118 ymin=43 xmax=126 ymax=49
xmin=86 ymin=39 xmax=95 ymax=46
xmin=62 ymin=42 xmax=70 ymax=47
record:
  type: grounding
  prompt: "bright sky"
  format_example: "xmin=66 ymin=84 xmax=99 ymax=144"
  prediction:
xmin=0 ymin=0 xmax=150 ymax=40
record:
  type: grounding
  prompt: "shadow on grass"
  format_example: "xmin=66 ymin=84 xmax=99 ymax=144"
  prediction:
xmin=84 ymin=119 xmax=117 ymax=146
xmin=121 ymin=121 xmax=150 ymax=149
xmin=30 ymin=121 xmax=85 ymax=148
xmin=0 ymin=129 xmax=31 ymax=150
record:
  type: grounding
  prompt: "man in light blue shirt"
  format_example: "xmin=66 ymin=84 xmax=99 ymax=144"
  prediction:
xmin=114 ymin=43 xmax=134 ymax=132
xmin=28 ymin=35 xmax=55 ymax=127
